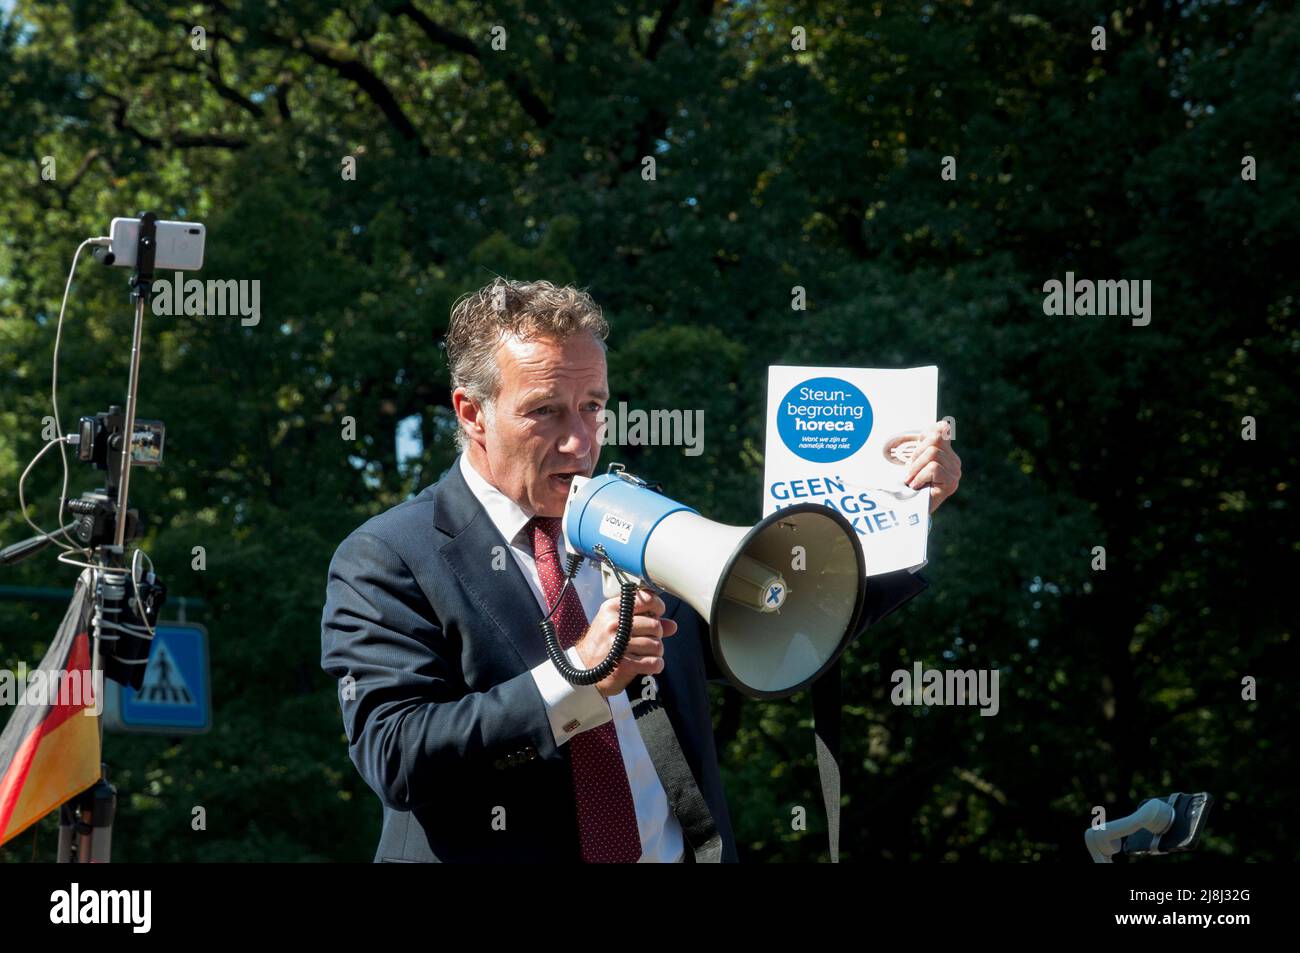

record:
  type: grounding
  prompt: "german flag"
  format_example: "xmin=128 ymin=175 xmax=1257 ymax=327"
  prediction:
xmin=0 ymin=571 xmax=101 ymax=846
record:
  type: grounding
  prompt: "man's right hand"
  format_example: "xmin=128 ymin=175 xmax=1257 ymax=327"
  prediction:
xmin=574 ymin=588 xmax=678 ymax=697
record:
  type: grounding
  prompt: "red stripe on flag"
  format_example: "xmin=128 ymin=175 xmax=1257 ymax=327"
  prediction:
xmin=40 ymin=631 xmax=96 ymax=734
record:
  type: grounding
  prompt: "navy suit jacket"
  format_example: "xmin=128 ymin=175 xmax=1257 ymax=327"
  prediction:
xmin=320 ymin=457 xmax=927 ymax=862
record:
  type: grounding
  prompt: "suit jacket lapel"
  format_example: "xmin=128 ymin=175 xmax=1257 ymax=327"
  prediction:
xmin=434 ymin=458 xmax=549 ymax=671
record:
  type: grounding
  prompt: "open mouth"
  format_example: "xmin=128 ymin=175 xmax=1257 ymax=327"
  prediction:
xmin=550 ymin=471 xmax=583 ymax=491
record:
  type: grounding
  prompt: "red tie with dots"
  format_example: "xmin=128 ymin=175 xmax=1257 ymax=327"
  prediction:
xmin=529 ymin=516 xmax=643 ymax=863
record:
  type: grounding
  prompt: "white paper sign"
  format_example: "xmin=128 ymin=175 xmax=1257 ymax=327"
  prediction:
xmin=762 ymin=365 xmax=938 ymax=576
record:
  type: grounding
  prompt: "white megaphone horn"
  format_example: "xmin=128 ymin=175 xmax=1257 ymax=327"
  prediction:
xmin=560 ymin=464 xmax=867 ymax=699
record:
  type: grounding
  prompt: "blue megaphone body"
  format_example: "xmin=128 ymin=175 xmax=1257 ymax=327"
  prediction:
xmin=558 ymin=464 xmax=866 ymax=699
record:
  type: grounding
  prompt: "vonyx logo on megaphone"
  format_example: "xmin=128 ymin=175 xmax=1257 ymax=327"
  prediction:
xmin=561 ymin=465 xmax=866 ymax=699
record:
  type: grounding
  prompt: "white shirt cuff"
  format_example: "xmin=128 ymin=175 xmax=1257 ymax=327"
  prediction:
xmin=530 ymin=647 xmax=612 ymax=745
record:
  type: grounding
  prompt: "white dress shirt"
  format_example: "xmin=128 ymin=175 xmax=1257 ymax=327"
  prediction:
xmin=458 ymin=454 xmax=686 ymax=863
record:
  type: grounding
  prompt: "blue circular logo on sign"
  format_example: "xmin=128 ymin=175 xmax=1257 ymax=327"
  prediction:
xmin=776 ymin=377 xmax=872 ymax=463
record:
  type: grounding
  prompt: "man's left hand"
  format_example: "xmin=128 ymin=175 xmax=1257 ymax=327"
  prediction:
xmin=903 ymin=420 xmax=962 ymax=514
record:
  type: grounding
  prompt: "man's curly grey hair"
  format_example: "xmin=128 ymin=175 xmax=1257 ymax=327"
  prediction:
xmin=445 ymin=277 xmax=610 ymax=451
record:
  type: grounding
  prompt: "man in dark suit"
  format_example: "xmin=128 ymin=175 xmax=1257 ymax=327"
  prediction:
xmin=320 ymin=279 xmax=962 ymax=862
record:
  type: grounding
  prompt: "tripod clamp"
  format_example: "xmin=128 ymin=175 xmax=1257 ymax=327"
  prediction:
xmin=127 ymin=211 xmax=158 ymax=303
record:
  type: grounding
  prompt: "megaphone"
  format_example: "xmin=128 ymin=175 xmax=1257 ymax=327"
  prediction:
xmin=559 ymin=464 xmax=867 ymax=699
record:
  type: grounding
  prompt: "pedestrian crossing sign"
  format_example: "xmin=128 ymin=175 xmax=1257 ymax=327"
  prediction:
xmin=104 ymin=623 xmax=210 ymax=734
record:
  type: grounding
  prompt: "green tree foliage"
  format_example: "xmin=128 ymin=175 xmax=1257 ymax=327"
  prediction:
xmin=1 ymin=0 xmax=1295 ymax=861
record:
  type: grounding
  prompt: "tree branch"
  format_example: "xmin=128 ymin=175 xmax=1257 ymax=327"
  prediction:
xmin=207 ymin=40 xmax=264 ymax=118
xmin=396 ymin=2 xmax=554 ymax=128
xmin=105 ymin=93 xmax=249 ymax=150
xmin=275 ymin=71 xmax=294 ymax=123
xmin=644 ymin=0 xmax=682 ymax=61
xmin=56 ymin=148 xmax=105 ymax=201
xmin=282 ymin=32 xmax=431 ymax=156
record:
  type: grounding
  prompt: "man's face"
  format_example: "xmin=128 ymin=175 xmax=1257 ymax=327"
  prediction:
xmin=465 ymin=331 xmax=608 ymax=517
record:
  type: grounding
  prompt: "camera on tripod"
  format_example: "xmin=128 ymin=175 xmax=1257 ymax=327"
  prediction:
xmin=61 ymin=404 xmax=169 ymax=690
xmin=67 ymin=406 xmax=164 ymax=548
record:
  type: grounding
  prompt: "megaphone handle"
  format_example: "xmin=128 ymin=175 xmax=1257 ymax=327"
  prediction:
xmin=540 ymin=556 xmax=637 ymax=686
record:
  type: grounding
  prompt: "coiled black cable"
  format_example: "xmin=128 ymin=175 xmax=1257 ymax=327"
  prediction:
xmin=540 ymin=548 xmax=638 ymax=685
